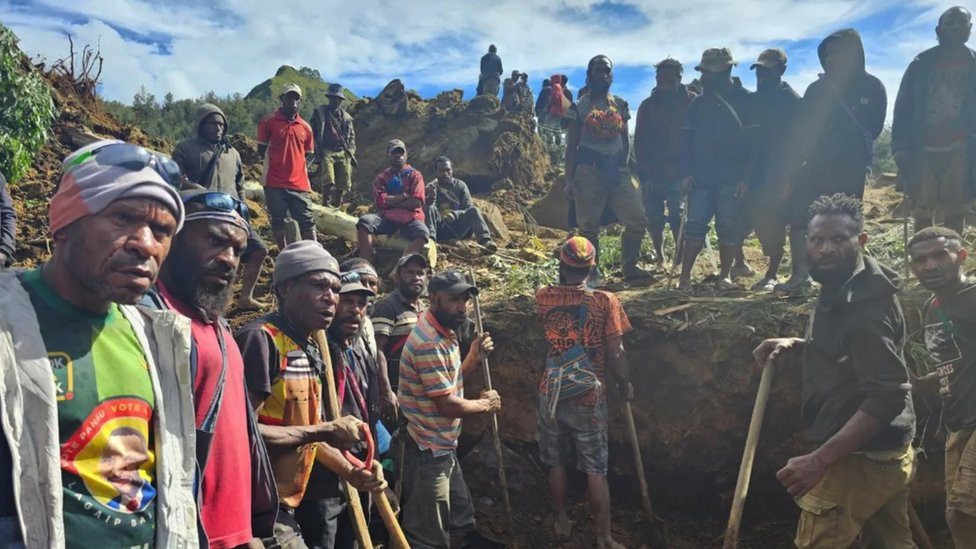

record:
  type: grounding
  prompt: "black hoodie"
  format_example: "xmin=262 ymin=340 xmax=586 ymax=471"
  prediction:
xmin=802 ymin=256 xmax=915 ymax=451
xmin=795 ymin=29 xmax=887 ymax=175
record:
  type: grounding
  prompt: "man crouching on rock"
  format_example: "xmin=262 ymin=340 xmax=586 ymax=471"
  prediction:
xmin=754 ymin=193 xmax=916 ymax=548
xmin=536 ymin=236 xmax=634 ymax=549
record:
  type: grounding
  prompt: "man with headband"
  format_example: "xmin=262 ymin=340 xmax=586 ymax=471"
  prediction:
xmin=144 ymin=189 xmax=277 ymax=547
xmin=0 ymin=140 xmax=198 ymax=547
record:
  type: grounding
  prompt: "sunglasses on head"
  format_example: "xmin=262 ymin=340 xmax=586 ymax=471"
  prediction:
xmin=67 ymin=143 xmax=182 ymax=187
xmin=340 ymin=271 xmax=362 ymax=284
xmin=183 ymin=191 xmax=250 ymax=220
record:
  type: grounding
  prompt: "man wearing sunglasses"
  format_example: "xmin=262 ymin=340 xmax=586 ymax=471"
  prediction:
xmin=258 ymin=83 xmax=317 ymax=250
xmin=143 ymin=190 xmax=276 ymax=548
xmin=174 ymin=103 xmax=270 ymax=311
xmin=0 ymin=140 xmax=198 ymax=547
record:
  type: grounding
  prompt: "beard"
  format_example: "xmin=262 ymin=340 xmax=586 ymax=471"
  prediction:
xmin=433 ymin=307 xmax=466 ymax=331
xmin=809 ymin=256 xmax=858 ymax=287
xmin=167 ymin=243 xmax=237 ymax=318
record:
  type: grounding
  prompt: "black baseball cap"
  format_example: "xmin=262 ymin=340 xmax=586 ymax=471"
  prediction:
xmin=428 ymin=269 xmax=479 ymax=296
xmin=395 ymin=252 xmax=428 ymax=272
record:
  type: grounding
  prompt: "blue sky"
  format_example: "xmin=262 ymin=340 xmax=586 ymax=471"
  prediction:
xmin=0 ymin=1 xmax=964 ymax=121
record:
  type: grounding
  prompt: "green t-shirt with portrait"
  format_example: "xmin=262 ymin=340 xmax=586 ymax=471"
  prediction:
xmin=19 ymin=268 xmax=157 ymax=548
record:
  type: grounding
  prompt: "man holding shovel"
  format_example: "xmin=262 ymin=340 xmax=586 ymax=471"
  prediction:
xmin=536 ymin=236 xmax=634 ymax=549
xmin=754 ymin=194 xmax=916 ymax=548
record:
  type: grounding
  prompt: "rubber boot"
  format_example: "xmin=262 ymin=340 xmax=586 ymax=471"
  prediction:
xmin=621 ymin=236 xmax=653 ymax=282
xmin=273 ymin=228 xmax=287 ymax=251
xmin=300 ymin=227 xmax=318 ymax=243
xmin=321 ymin=183 xmax=333 ymax=206
xmin=330 ymin=188 xmax=345 ymax=208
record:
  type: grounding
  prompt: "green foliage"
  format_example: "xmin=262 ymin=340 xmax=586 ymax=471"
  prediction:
xmin=0 ymin=24 xmax=57 ymax=182
xmin=872 ymin=126 xmax=896 ymax=177
xmin=496 ymin=258 xmax=558 ymax=296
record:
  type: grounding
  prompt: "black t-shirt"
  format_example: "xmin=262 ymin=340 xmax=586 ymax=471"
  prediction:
xmin=924 ymin=282 xmax=976 ymax=431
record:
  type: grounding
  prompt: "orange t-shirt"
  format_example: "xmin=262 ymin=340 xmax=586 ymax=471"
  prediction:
xmin=257 ymin=110 xmax=314 ymax=191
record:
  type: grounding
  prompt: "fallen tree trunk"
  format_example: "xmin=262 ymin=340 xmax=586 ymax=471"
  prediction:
xmin=243 ymin=181 xmax=437 ymax=266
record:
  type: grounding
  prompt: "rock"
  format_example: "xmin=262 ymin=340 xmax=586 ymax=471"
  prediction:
xmin=528 ymin=173 xmax=571 ymax=230
xmin=472 ymin=198 xmax=510 ymax=243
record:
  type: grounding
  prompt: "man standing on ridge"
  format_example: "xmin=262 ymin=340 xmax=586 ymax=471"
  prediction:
xmin=0 ymin=139 xmax=198 ymax=547
xmin=780 ymin=29 xmax=887 ymax=294
xmin=755 ymin=194 xmax=916 ymax=548
xmin=479 ymin=44 xmax=503 ymax=97
xmin=257 ymin=83 xmax=317 ymax=250
xmin=740 ymin=49 xmax=801 ymax=291
xmin=634 ymin=57 xmax=697 ymax=269
xmin=312 ymin=83 xmax=357 ymax=209
xmin=565 ymin=54 xmax=652 ymax=286
xmin=173 ymin=102 xmax=269 ymax=310
xmin=893 ymin=6 xmax=976 ymax=234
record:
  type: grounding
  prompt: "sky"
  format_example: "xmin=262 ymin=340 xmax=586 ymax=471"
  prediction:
xmin=0 ymin=0 xmax=967 ymax=120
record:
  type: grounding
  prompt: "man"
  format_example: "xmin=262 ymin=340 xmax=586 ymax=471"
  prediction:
xmin=425 ymin=156 xmax=498 ymax=253
xmin=754 ymin=193 xmax=916 ymax=548
xmin=501 ymin=70 xmax=521 ymax=111
xmin=147 ymin=190 xmax=277 ymax=547
xmin=907 ymin=226 xmax=976 ymax=546
xmin=173 ymin=102 xmax=269 ymax=310
xmin=517 ymin=73 xmax=534 ymax=116
xmin=565 ymin=55 xmax=652 ymax=286
xmin=372 ymin=253 xmax=429 ymax=417
xmin=893 ymin=6 xmax=976 ymax=234
xmin=398 ymin=269 xmax=500 ymax=548
xmin=0 ymin=170 xmax=16 ymax=268
xmin=782 ymin=29 xmax=886 ymax=294
xmin=536 ymin=237 xmax=634 ymax=549
xmin=294 ymin=269 xmax=381 ymax=549
xmin=478 ymin=44 xmax=503 ymax=97
xmin=742 ymin=49 xmax=801 ymax=291
xmin=311 ymin=83 xmax=357 ymax=208
xmin=0 ymin=139 xmax=197 ymax=547
xmin=257 ymin=83 xmax=317 ymax=250
xmin=356 ymin=139 xmax=429 ymax=261
xmin=237 ymin=241 xmax=383 ymax=548
xmin=633 ymin=58 xmax=697 ymax=269
xmin=677 ymin=48 xmax=757 ymax=291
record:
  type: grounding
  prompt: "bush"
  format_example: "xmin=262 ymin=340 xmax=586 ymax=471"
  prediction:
xmin=0 ymin=24 xmax=57 ymax=182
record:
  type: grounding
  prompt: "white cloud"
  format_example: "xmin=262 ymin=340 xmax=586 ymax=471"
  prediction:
xmin=0 ymin=0 xmax=962 ymax=120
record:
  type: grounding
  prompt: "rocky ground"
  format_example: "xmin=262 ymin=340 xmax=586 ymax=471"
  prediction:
xmin=10 ymin=63 xmax=964 ymax=547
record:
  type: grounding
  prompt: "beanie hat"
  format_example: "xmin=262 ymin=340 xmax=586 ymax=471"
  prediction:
xmin=274 ymin=241 xmax=340 ymax=287
xmin=51 ymin=140 xmax=185 ymax=235
xmin=560 ymin=236 xmax=597 ymax=268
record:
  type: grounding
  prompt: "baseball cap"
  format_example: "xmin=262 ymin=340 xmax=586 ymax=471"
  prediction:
xmin=281 ymin=83 xmax=303 ymax=98
xmin=395 ymin=252 xmax=428 ymax=272
xmin=559 ymin=236 xmax=597 ymax=268
xmin=695 ymin=48 xmax=737 ymax=72
xmin=387 ymin=139 xmax=406 ymax=153
xmin=751 ymin=48 xmax=787 ymax=70
xmin=339 ymin=271 xmax=376 ymax=296
xmin=428 ymin=269 xmax=478 ymax=296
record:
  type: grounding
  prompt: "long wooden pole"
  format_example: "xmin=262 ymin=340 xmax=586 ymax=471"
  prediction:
xmin=315 ymin=330 xmax=410 ymax=549
xmin=467 ymin=268 xmax=516 ymax=547
xmin=623 ymin=402 xmax=655 ymax=526
xmin=722 ymin=360 xmax=775 ymax=549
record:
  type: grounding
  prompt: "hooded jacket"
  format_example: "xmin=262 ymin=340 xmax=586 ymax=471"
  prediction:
xmin=634 ymin=83 xmax=697 ymax=182
xmin=891 ymin=42 xmax=976 ymax=181
xmin=172 ymin=104 xmax=245 ymax=199
xmin=794 ymin=29 xmax=887 ymax=176
xmin=681 ymin=77 xmax=757 ymax=187
xmin=802 ymin=256 xmax=916 ymax=451
xmin=750 ymin=80 xmax=801 ymax=190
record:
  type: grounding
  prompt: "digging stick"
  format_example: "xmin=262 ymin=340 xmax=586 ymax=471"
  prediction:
xmin=467 ymin=268 xmax=516 ymax=547
xmin=669 ymin=194 xmax=689 ymax=282
xmin=314 ymin=330 xmax=410 ymax=549
xmin=623 ymin=401 xmax=656 ymax=526
xmin=903 ymin=215 xmax=910 ymax=281
xmin=722 ymin=359 xmax=775 ymax=549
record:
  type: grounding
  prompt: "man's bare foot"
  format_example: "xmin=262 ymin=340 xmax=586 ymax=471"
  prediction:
xmin=595 ymin=535 xmax=627 ymax=549
xmin=677 ymin=276 xmax=692 ymax=291
xmin=553 ymin=514 xmax=573 ymax=541
xmin=236 ymin=296 xmax=267 ymax=311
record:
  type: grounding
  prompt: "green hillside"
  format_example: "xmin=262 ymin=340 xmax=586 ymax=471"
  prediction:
xmin=245 ymin=65 xmax=358 ymax=104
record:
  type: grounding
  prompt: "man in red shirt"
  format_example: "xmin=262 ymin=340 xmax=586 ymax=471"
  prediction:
xmin=356 ymin=139 xmax=429 ymax=261
xmin=257 ymin=83 xmax=316 ymax=250
xmin=148 ymin=191 xmax=278 ymax=547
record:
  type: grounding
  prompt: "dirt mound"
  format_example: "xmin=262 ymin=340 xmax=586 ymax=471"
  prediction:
xmin=347 ymin=80 xmax=550 ymax=207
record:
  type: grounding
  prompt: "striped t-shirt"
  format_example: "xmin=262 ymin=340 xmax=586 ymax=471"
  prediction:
xmin=398 ymin=310 xmax=463 ymax=452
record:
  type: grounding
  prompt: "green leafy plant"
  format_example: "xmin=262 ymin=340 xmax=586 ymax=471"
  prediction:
xmin=0 ymin=24 xmax=57 ymax=182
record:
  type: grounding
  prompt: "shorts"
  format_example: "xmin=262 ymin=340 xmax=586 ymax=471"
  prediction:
xmin=909 ymin=148 xmax=973 ymax=217
xmin=946 ymin=427 xmax=976 ymax=518
xmin=684 ymin=185 xmax=742 ymax=246
xmin=356 ymin=213 xmax=429 ymax=241
xmin=572 ymin=163 xmax=647 ymax=240
xmin=261 ymin=506 xmax=309 ymax=549
xmin=265 ymin=187 xmax=315 ymax=231
xmin=640 ymin=177 xmax=683 ymax=232
xmin=794 ymin=447 xmax=915 ymax=548
xmin=243 ymin=224 xmax=269 ymax=262
xmin=537 ymin=395 xmax=609 ymax=476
